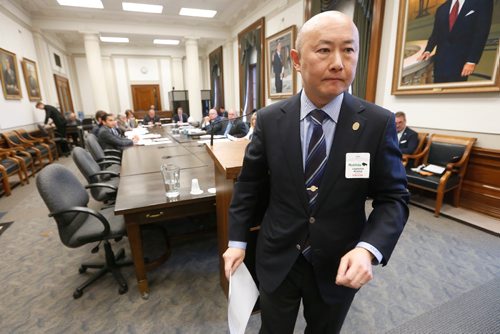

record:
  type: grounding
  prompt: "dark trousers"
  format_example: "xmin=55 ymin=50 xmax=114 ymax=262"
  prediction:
xmin=259 ymin=255 xmax=354 ymax=334
xmin=275 ymin=74 xmax=283 ymax=93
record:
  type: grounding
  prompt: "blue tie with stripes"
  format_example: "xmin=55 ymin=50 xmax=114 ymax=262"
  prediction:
xmin=303 ymin=109 xmax=328 ymax=261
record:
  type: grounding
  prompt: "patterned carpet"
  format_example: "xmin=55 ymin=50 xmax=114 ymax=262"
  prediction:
xmin=0 ymin=157 xmax=499 ymax=333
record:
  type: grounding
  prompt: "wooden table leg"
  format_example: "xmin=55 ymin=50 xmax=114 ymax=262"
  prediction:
xmin=125 ymin=218 xmax=150 ymax=299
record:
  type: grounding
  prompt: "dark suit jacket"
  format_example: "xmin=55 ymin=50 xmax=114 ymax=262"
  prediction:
xmin=173 ymin=113 xmax=188 ymax=123
xmin=272 ymin=52 xmax=283 ymax=76
xmin=97 ymin=126 xmax=133 ymax=150
xmin=224 ymin=118 xmax=248 ymax=138
xmin=398 ymin=126 xmax=418 ymax=154
xmin=424 ymin=0 xmax=493 ymax=82
xmin=44 ymin=105 xmax=67 ymax=136
xmin=143 ymin=114 xmax=160 ymax=124
xmin=228 ymin=92 xmax=409 ymax=304
xmin=202 ymin=116 xmax=226 ymax=135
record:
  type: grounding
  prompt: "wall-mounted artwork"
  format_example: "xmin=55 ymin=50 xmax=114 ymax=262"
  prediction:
xmin=0 ymin=48 xmax=22 ymax=100
xmin=238 ymin=17 xmax=265 ymax=115
xmin=209 ymin=46 xmax=224 ymax=111
xmin=266 ymin=25 xmax=296 ymax=99
xmin=21 ymin=58 xmax=42 ymax=101
xmin=392 ymin=0 xmax=500 ymax=95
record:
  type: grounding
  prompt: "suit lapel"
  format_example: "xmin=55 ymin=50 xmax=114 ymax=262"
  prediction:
xmin=314 ymin=93 xmax=367 ymax=213
xmin=278 ymin=94 xmax=309 ymax=212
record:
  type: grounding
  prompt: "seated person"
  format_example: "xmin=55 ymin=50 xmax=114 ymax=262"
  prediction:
xmin=244 ymin=112 xmax=257 ymax=140
xmin=395 ymin=111 xmax=418 ymax=154
xmin=143 ymin=108 xmax=161 ymax=125
xmin=173 ymin=106 xmax=189 ymax=123
xmin=91 ymin=110 xmax=106 ymax=136
xmin=202 ymin=108 xmax=225 ymax=135
xmin=223 ymin=109 xmax=248 ymax=138
xmin=66 ymin=112 xmax=82 ymax=146
xmin=125 ymin=109 xmax=136 ymax=128
xmin=117 ymin=114 xmax=131 ymax=133
xmin=98 ymin=113 xmax=138 ymax=150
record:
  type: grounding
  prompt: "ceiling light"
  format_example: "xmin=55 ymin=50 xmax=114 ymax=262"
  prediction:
xmin=57 ymin=0 xmax=103 ymax=8
xmin=122 ymin=2 xmax=163 ymax=14
xmin=100 ymin=36 xmax=129 ymax=43
xmin=179 ymin=8 xmax=217 ymax=18
xmin=153 ymin=39 xmax=180 ymax=45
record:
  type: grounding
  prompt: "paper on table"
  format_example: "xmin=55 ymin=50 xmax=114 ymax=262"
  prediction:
xmin=422 ymin=164 xmax=446 ymax=174
xmin=197 ymin=139 xmax=231 ymax=144
xmin=228 ymin=263 xmax=259 ymax=334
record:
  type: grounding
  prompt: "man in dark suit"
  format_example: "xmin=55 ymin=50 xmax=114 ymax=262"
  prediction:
xmin=223 ymin=109 xmax=248 ymax=138
xmin=143 ymin=108 xmax=160 ymax=125
xmin=36 ymin=101 xmax=69 ymax=154
xmin=173 ymin=107 xmax=189 ymax=123
xmin=395 ymin=111 xmax=418 ymax=154
xmin=91 ymin=110 xmax=106 ymax=136
xmin=202 ymin=108 xmax=226 ymax=135
xmin=418 ymin=0 xmax=493 ymax=83
xmin=272 ymin=40 xmax=284 ymax=93
xmin=223 ymin=11 xmax=409 ymax=333
xmin=98 ymin=113 xmax=138 ymax=150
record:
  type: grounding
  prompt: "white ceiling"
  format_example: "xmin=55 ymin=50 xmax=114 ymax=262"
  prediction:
xmin=12 ymin=0 xmax=268 ymax=50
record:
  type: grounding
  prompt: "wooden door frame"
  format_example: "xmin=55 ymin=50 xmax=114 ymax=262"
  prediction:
xmin=131 ymin=84 xmax=162 ymax=111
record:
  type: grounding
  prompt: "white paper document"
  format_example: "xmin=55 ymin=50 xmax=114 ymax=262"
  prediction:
xmin=422 ymin=164 xmax=446 ymax=174
xmin=228 ymin=263 xmax=259 ymax=334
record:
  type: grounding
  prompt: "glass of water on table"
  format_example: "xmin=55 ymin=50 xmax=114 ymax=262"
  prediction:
xmin=161 ymin=163 xmax=180 ymax=198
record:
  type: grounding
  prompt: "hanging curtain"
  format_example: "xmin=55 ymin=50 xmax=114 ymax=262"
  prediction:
xmin=240 ymin=28 xmax=262 ymax=115
xmin=352 ymin=0 xmax=373 ymax=99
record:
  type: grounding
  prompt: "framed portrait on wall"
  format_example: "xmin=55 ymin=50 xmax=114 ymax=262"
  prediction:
xmin=21 ymin=58 xmax=42 ymax=101
xmin=209 ymin=46 xmax=224 ymax=111
xmin=266 ymin=25 xmax=297 ymax=99
xmin=0 ymin=48 xmax=22 ymax=100
xmin=392 ymin=0 xmax=500 ymax=95
xmin=238 ymin=17 xmax=265 ymax=115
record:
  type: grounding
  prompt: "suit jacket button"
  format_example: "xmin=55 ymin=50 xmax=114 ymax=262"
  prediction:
xmin=309 ymin=217 xmax=315 ymax=224
xmin=296 ymin=244 xmax=301 ymax=251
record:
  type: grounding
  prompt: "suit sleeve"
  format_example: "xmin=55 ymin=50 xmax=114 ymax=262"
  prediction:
xmin=362 ymin=113 xmax=409 ymax=265
xmin=44 ymin=110 xmax=50 ymax=125
xmin=467 ymin=1 xmax=493 ymax=64
xmin=99 ymin=129 xmax=133 ymax=148
xmin=228 ymin=112 xmax=269 ymax=242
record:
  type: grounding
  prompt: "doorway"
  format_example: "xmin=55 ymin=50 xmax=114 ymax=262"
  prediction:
xmin=54 ymin=74 xmax=74 ymax=116
xmin=131 ymin=84 xmax=162 ymax=111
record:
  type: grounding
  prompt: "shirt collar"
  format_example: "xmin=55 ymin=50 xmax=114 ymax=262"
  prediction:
xmin=299 ymin=90 xmax=343 ymax=123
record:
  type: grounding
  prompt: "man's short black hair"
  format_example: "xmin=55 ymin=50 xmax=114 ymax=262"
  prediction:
xmin=101 ymin=113 xmax=114 ymax=122
xmin=95 ymin=110 xmax=107 ymax=121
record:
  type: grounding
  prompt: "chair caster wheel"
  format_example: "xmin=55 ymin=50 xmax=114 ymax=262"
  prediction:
xmin=78 ymin=267 xmax=87 ymax=274
xmin=73 ymin=289 xmax=83 ymax=299
xmin=118 ymin=285 xmax=128 ymax=295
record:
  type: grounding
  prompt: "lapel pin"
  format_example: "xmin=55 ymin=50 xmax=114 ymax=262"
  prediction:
xmin=352 ymin=122 xmax=360 ymax=131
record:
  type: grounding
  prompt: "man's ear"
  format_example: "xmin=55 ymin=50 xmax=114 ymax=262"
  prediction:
xmin=290 ymin=49 xmax=301 ymax=72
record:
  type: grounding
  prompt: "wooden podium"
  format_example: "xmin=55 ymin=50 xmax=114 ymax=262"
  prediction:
xmin=206 ymin=140 xmax=249 ymax=295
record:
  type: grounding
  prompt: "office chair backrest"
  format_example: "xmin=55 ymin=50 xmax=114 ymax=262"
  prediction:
xmin=72 ymin=147 xmax=101 ymax=183
xmin=36 ymin=164 xmax=89 ymax=247
xmin=85 ymin=133 xmax=106 ymax=162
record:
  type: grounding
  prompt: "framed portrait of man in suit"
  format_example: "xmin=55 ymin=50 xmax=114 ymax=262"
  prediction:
xmin=265 ymin=25 xmax=297 ymax=99
xmin=392 ymin=0 xmax=500 ymax=95
xmin=0 ymin=48 xmax=22 ymax=100
xmin=21 ymin=58 xmax=42 ymax=101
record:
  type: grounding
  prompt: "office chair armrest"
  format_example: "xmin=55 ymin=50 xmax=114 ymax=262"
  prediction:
xmin=103 ymin=155 xmax=121 ymax=163
xmin=85 ymin=183 xmax=118 ymax=191
xmin=97 ymin=160 xmax=121 ymax=167
xmin=49 ymin=206 xmax=110 ymax=236
xmin=90 ymin=170 xmax=120 ymax=178
xmin=103 ymin=148 xmax=121 ymax=155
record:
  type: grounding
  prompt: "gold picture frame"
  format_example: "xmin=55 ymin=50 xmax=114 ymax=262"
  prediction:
xmin=0 ymin=48 xmax=22 ymax=100
xmin=21 ymin=58 xmax=42 ymax=101
xmin=266 ymin=25 xmax=297 ymax=99
xmin=392 ymin=0 xmax=500 ymax=95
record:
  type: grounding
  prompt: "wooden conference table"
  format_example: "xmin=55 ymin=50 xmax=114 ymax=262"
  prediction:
xmin=114 ymin=126 xmax=217 ymax=299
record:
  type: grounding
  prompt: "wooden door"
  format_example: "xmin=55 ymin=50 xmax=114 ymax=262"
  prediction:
xmin=131 ymin=84 xmax=162 ymax=111
xmin=54 ymin=74 xmax=74 ymax=116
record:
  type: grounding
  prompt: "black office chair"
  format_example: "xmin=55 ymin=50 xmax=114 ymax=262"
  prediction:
xmin=72 ymin=147 xmax=119 ymax=203
xmin=36 ymin=164 xmax=131 ymax=299
xmin=85 ymin=133 xmax=121 ymax=173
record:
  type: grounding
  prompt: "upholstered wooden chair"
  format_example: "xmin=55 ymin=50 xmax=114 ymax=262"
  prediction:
xmin=404 ymin=134 xmax=476 ymax=217
xmin=0 ymin=149 xmax=26 ymax=196
xmin=15 ymin=128 xmax=59 ymax=160
xmin=2 ymin=131 xmax=52 ymax=168
xmin=402 ymin=132 xmax=428 ymax=167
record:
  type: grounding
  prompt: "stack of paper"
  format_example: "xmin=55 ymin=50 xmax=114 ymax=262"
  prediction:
xmin=228 ymin=264 xmax=259 ymax=334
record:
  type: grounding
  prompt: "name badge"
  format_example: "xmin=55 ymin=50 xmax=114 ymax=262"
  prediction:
xmin=345 ymin=153 xmax=370 ymax=178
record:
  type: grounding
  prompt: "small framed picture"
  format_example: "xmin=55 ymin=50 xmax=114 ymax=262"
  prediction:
xmin=0 ymin=48 xmax=22 ymax=100
xmin=21 ymin=58 xmax=42 ymax=101
xmin=266 ymin=25 xmax=297 ymax=99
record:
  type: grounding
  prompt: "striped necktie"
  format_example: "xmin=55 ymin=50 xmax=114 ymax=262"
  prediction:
xmin=305 ymin=109 xmax=328 ymax=210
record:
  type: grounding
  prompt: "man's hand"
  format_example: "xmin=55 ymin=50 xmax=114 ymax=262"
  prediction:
xmin=223 ymin=247 xmax=246 ymax=279
xmin=335 ymin=247 xmax=374 ymax=289
xmin=417 ymin=51 xmax=431 ymax=61
xmin=461 ymin=63 xmax=476 ymax=77
xmin=132 ymin=135 xmax=140 ymax=144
